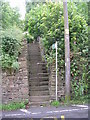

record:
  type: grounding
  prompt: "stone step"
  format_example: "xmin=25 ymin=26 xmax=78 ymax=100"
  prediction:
xmin=29 ymin=77 xmax=49 ymax=80
xmin=30 ymin=85 xmax=49 ymax=91
xmin=30 ymin=75 xmax=49 ymax=78
xmin=29 ymin=47 xmax=40 ymax=49
xmin=37 ymin=62 xmax=47 ymax=65
xmin=29 ymin=57 xmax=41 ymax=58
xmin=29 ymin=65 xmax=44 ymax=67
xmin=29 ymin=45 xmax=39 ymax=47
xmin=29 ymin=72 xmax=49 ymax=77
xmin=39 ymin=76 xmax=49 ymax=79
xmin=29 ymin=70 xmax=48 ymax=73
xmin=29 ymin=43 xmax=39 ymax=45
xmin=29 ymin=44 xmax=39 ymax=47
xmin=29 ymin=59 xmax=42 ymax=61
xmin=29 ymin=48 xmax=40 ymax=50
xmin=29 ymin=81 xmax=49 ymax=86
xmin=29 ymin=101 xmax=50 ymax=107
xmin=28 ymin=42 xmax=50 ymax=106
xmin=29 ymin=71 xmax=43 ymax=74
xmin=30 ymin=96 xmax=50 ymax=102
xmin=37 ymin=73 xmax=49 ymax=75
xmin=41 ymin=70 xmax=48 ymax=73
xmin=30 ymin=85 xmax=48 ymax=89
xmin=29 ymin=54 xmax=41 ymax=56
xmin=29 ymin=51 xmax=40 ymax=53
xmin=29 ymin=62 xmax=45 ymax=64
xmin=42 ymin=67 xmax=47 ymax=70
xmin=30 ymin=90 xmax=49 ymax=96
xmin=29 ymin=66 xmax=47 ymax=69
xmin=29 ymin=80 xmax=49 ymax=83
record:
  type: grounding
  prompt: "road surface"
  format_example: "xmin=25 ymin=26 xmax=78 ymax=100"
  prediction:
xmin=0 ymin=104 xmax=89 ymax=120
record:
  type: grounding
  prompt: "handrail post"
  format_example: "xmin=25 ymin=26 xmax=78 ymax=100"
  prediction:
xmin=55 ymin=41 xmax=58 ymax=101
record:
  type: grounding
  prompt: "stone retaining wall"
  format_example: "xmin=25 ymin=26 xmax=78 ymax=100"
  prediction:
xmin=38 ymin=37 xmax=65 ymax=101
xmin=2 ymin=40 xmax=29 ymax=104
xmin=49 ymin=64 xmax=65 ymax=101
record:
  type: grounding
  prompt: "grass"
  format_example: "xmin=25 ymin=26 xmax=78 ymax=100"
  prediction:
xmin=70 ymin=94 xmax=90 ymax=105
xmin=51 ymin=94 xmax=89 ymax=107
xmin=0 ymin=100 xmax=29 ymax=111
xmin=51 ymin=100 xmax=60 ymax=107
xmin=0 ymin=94 xmax=89 ymax=110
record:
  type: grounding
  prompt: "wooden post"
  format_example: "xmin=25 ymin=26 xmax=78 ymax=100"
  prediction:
xmin=63 ymin=0 xmax=70 ymax=103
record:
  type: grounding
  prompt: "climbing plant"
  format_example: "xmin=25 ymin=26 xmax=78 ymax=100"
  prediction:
xmin=25 ymin=2 xmax=88 ymax=99
xmin=1 ymin=26 xmax=23 ymax=71
xmin=0 ymin=1 xmax=24 ymax=72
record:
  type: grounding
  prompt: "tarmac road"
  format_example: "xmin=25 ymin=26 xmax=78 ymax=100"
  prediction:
xmin=1 ymin=104 xmax=89 ymax=120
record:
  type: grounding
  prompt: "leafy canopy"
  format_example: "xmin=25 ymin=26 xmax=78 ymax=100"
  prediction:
xmin=25 ymin=2 xmax=88 ymax=98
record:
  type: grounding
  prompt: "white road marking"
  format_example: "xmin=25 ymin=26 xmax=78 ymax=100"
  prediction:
xmin=59 ymin=108 xmax=88 ymax=113
xmin=81 ymin=108 xmax=88 ymax=110
xmin=20 ymin=109 xmax=31 ymax=114
xmin=43 ymin=116 xmax=54 ymax=118
xmin=46 ymin=107 xmax=88 ymax=114
xmin=5 ymin=113 xmax=26 ymax=117
xmin=31 ymin=112 xmax=41 ymax=115
xmin=72 ymin=105 xmax=88 ymax=108
xmin=53 ymin=111 xmax=59 ymax=113
xmin=3 ymin=107 xmax=88 ymax=117
xmin=47 ymin=111 xmax=53 ymax=114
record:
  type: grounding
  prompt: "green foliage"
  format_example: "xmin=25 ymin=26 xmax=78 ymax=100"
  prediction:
xmin=71 ymin=61 xmax=88 ymax=98
xmin=2 ymin=37 xmax=18 ymax=56
xmin=25 ymin=2 xmax=88 ymax=99
xmin=70 ymin=94 xmax=89 ymax=104
xmin=26 ymin=1 xmax=38 ymax=13
xmin=1 ymin=27 xmax=23 ymax=71
xmin=2 ymin=26 xmax=24 ymax=41
xmin=51 ymin=100 xmax=60 ymax=107
xmin=0 ymin=101 xmax=27 ymax=111
xmin=0 ymin=1 xmax=24 ymax=73
xmin=12 ymin=61 xmax=19 ymax=70
xmin=25 ymin=33 xmax=34 ymax=43
xmin=1 ymin=54 xmax=16 ymax=69
xmin=75 ymin=2 xmax=88 ymax=24
xmin=0 ymin=1 xmax=21 ymax=29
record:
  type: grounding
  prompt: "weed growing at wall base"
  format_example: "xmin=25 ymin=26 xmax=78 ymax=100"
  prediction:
xmin=0 ymin=100 xmax=28 ymax=111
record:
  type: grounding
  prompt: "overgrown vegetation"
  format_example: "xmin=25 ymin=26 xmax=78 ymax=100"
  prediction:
xmin=1 ymin=26 xmax=23 ymax=72
xmin=51 ymin=94 xmax=89 ymax=107
xmin=0 ymin=1 xmax=22 ymax=29
xmin=51 ymin=100 xmax=60 ymax=107
xmin=0 ymin=100 xmax=28 ymax=111
xmin=25 ymin=2 xmax=88 ymax=100
xmin=0 ymin=1 xmax=23 ymax=73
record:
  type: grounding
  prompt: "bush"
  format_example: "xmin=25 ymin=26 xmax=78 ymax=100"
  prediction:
xmin=1 ymin=26 xmax=23 ymax=71
xmin=25 ymin=33 xmax=34 ymax=43
xmin=0 ymin=101 xmax=26 ymax=111
xmin=12 ymin=61 xmax=19 ymax=70
xmin=51 ymin=100 xmax=60 ymax=107
xmin=25 ymin=2 xmax=88 ymax=98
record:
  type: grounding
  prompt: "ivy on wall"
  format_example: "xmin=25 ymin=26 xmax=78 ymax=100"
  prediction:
xmin=25 ymin=2 xmax=88 ymax=98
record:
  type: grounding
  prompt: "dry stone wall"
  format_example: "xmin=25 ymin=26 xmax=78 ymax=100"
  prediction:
xmin=49 ymin=63 xmax=65 ymax=101
xmin=38 ymin=37 xmax=65 ymax=101
xmin=2 ymin=40 xmax=29 ymax=104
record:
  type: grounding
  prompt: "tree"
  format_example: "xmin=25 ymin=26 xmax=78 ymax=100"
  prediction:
xmin=25 ymin=1 xmax=39 ymax=13
xmin=25 ymin=2 xmax=88 ymax=99
xmin=1 ymin=1 xmax=21 ymax=29
xmin=63 ymin=1 xmax=70 ymax=103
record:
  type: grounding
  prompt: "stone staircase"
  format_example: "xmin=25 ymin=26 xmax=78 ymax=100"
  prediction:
xmin=28 ymin=42 xmax=50 ymax=106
